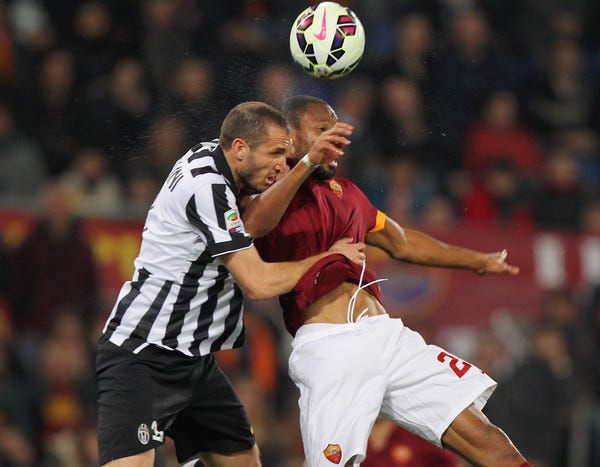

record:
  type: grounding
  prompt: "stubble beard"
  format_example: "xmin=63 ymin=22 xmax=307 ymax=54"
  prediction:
xmin=312 ymin=165 xmax=336 ymax=180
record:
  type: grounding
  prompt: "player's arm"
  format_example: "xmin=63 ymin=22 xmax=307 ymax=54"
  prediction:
xmin=242 ymin=122 xmax=353 ymax=238
xmin=366 ymin=215 xmax=519 ymax=275
xmin=222 ymin=238 xmax=365 ymax=300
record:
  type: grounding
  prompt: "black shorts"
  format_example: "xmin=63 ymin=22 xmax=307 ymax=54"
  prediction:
xmin=96 ymin=335 xmax=255 ymax=465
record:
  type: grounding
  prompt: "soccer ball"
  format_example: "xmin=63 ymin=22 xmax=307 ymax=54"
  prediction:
xmin=289 ymin=2 xmax=365 ymax=79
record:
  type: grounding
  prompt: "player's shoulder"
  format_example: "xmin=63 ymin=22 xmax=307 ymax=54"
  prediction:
xmin=181 ymin=140 xmax=229 ymax=183
xmin=334 ymin=176 xmax=363 ymax=191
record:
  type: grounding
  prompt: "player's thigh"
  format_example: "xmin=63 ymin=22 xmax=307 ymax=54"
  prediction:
xmin=96 ymin=339 xmax=170 ymax=465
xmin=200 ymin=444 xmax=261 ymax=467
xmin=169 ymin=356 xmax=256 ymax=463
xmin=102 ymin=449 xmax=155 ymax=467
xmin=289 ymin=324 xmax=386 ymax=465
xmin=380 ymin=325 xmax=496 ymax=446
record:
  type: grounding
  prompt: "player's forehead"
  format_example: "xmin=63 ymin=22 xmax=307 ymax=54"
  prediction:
xmin=301 ymin=102 xmax=337 ymax=125
xmin=257 ymin=122 xmax=292 ymax=151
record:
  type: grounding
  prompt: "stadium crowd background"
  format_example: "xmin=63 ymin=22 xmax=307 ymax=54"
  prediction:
xmin=0 ymin=0 xmax=600 ymax=466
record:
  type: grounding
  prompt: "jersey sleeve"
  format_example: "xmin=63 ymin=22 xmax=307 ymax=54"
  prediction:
xmin=186 ymin=182 xmax=253 ymax=257
xmin=348 ymin=181 xmax=386 ymax=234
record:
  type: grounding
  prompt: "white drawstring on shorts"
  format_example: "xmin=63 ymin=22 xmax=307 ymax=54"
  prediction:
xmin=346 ymin=258 xmax=387 ymax=323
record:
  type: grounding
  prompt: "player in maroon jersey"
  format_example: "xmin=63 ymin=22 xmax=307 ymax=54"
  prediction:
xmin=241 ymin=96 xmax=531 ymax=467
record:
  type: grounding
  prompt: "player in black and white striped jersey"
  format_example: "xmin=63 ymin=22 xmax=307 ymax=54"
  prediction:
xmin=96 ymin=101 xmax=362 ymax=467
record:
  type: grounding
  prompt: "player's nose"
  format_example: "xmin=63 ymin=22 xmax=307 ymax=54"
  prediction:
xmin=274 ymin=157 xmax=289 ymax=173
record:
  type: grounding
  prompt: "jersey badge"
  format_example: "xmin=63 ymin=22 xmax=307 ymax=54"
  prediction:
xmin=137 ymin=423 xmax=150 ymax=445
xmin=328 ymin=179 xmax=343 ymax=199
xmin=225 ymin=208 xmax=243 ymax=233
xmin=323 ymin=443 xmax=342 ymax=464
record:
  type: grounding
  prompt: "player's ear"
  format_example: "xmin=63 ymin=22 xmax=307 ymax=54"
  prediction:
xmin=231 ymin=138 xmax=249 ymax=161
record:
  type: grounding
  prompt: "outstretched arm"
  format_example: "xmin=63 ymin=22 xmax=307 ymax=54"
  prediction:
xmin=242 ymin=122 xmax=353 ymax=238
xmin=366 ymin=215 xmax=519 ymax=275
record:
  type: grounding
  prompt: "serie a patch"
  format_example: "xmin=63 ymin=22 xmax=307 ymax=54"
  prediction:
xmin=225 ymin=208 xmax=243 ymax=233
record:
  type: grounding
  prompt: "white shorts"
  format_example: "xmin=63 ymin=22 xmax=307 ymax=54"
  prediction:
xmin=288 ymin=314 xmax=496 ymax=467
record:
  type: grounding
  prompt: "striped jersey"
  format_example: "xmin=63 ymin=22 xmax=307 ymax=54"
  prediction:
xmin=102 ymin=140 xmax=254 ymax=356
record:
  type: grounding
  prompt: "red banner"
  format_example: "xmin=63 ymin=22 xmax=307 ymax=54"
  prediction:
xmin=2 ymin=211 xmax=599 ymax=338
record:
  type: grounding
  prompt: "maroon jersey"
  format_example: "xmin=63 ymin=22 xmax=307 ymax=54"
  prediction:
xmin=254 ymin=175 xmax=385 ymax=335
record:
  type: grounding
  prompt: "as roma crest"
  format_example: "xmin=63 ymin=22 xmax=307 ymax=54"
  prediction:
xmin=323 ymin=443 xmax=342 ymax=464
xmin=328 ymin=179 xmax=343 ymax=198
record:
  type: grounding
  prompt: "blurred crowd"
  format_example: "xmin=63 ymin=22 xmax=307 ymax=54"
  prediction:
xmin=0 ymin=0 xmax=600 ymax=466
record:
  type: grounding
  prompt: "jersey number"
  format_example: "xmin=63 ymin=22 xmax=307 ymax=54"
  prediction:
xmin=437 ymin=351 xmax=472 ymax=378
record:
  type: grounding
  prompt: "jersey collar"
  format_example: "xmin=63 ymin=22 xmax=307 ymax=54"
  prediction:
xmin=214 ymin=145 xmax=239 ymax=198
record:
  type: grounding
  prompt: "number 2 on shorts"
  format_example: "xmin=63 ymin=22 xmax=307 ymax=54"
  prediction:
xmin=437 ymin=351 xmax=472 ymax=378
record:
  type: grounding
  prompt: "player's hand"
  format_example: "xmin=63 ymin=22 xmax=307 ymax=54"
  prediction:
xmin=306 ymin=122 xmax=353 ymax=165
xmin=328 ymin=237 xmax=366 ymax=264
xmin=476 ymin=249 xmax=520 ymax=276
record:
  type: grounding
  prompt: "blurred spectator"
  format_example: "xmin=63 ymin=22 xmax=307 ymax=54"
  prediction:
xmin=490 ymin=324 xmax=574 ymax=467
xmin=460 ymin=159 xmax=533 ymax=227
xmin=8 ymin=182 xmax=97 ymax=336
xmin=332 ymin=75 xmax=378 ymax=184
xmin=418 ymin=195 xmax=457 ymax=228
xmin=120 ymin=169 xmax=160 ymax=219
xmin=165 ymin=57 xmax=221 ymax=147
xmin=6 ymin=0 xmax=55 ymax=96
xmin=25 ymin=48 xmax=82 ymax=175
xmin=374 ymin=76 xmax=436 ymax=170
xmin=141 ymin=0 xmax=192 ymax=96
xmin=0 ymin=320 xmax=37 ymax=467
xmin=538 ymin=288 xmax=595 ymax=389
xmin=462 ymin=88 xmax=543 ymax=179
xmin=363 ymin=417 xmax=459 ymax=466
xmin=471 ymin=327 xmax=515 ymax=383
xmin=40 ymin=416 xmax=98 ymax=467
xmin=69 ymin=1 xmax=118 ymax=89
xmin=59 ymin=146 xmax=123 ymax=218
xmin=126 ymin=114 xmax=187 ymax=184
xmin=581 ymin=198 xmax=600 ymax=235
xmin=377 ymin=13 xmax=435 ymax=88
xmin=429 ymin=8 xmax=511 ymax=169
xmin=524 ymin=38 xmax=594 ymax=142
xmin=0 ymin=102 xmax=47 ymax=207
xmin=255 ymin=62 xmax=295 ymax=108
xmin=82 ymin=58 xmax=152 ymax=178
xmin=512 ymin=1 xmax=584 ymax=61
xmin=34 ymin=310 xmax=96 ymax=466
xmin=7 ymin=0 xmax=53 ymax=49
xmin=216 ymin=305 xmax=283 ymax=401
xmin=533 ymin=146 xmax=587 ymax=229
xmin=212 ymin=3 xmax=272 ymax=109
xmin=383 ymin=156 xmax=437 ymax=224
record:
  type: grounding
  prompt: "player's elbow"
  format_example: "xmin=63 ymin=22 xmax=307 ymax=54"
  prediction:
xmin=387 ymin=244 xmax=410 ymax=262
xmin=243 ymin=286 xmax=266 ymax=301
xmin=245 ymin=224 xmax=269 ymax=239
xmin=240 ymin=280 xmax=272 ymax=301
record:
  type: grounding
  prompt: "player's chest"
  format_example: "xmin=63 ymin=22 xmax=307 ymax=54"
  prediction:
xmin=285 ymin=182 xmax=362 ymax=232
